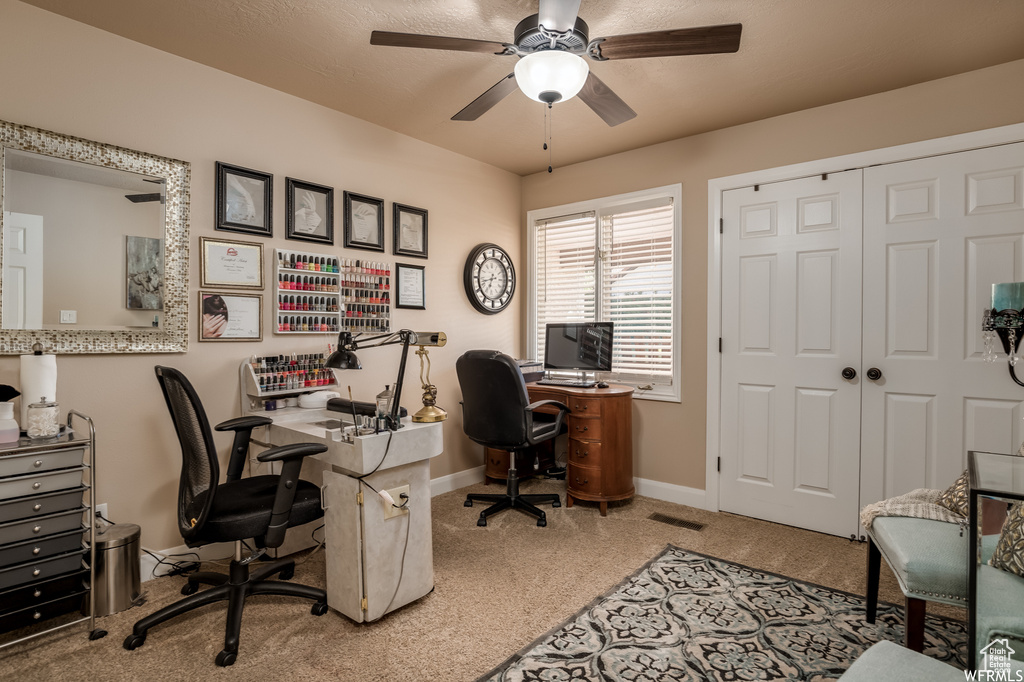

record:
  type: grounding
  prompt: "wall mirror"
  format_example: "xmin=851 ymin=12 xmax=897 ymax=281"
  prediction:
xmin=0 ymin=120 xmax=190 ymax=353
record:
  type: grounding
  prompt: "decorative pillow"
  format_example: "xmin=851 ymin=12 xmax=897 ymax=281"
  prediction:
xmin=989 ymin=502 xmax=1024 ymax=579
xmin=937 ymin=469 xmax=969 ymax=518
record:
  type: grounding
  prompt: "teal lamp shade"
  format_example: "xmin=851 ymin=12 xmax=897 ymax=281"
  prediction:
xmin=992 ymin=282 xmax=1024 ymax=312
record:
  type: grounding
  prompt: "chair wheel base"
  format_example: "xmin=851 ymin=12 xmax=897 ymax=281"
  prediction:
xmin=464 ymin=499 xmax=473 ymax=507
xmin=551 ymin=499 xmax=561 ymax=508
xmin=477 ymin=516 xmax=487 ymax=527
xmin=123 ymin=633 xmax=146 ymax=650
xmin=311 ymin=601 xmax=329 ymax=616
xmin=89 ymin=629 xmax=107 ymax=641
xmin=181 ymin=581 xmax=198 ymax=596
xmin=537 ymin=516 xmax=547 ymax=527
xmin=216 ymin=650 xmax=237 ymax=667
xmin=278 ymin=566 xmax=294 ymax=581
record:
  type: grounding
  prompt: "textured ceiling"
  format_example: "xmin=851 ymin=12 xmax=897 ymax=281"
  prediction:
xmin=19 ymin=0 xmax=1024 ymax=176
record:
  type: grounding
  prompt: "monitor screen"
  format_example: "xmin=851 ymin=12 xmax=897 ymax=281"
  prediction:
xmin=543 ymin=322 xmax=614 ymax=372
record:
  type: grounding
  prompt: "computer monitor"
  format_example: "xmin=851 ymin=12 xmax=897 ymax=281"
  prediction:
xmin=543 ymin=322 xmax=614 ymax=373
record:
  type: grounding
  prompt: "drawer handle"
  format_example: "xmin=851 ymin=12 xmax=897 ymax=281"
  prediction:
xmin=33 ymin=611 xmax=42 ymax=620
xmin=33 ymin=504 xmax=42 ymax=512
xmin=32 ymin=547 xmax=41 ymax=555
xmin=32 ymin=569 xmax=41 ymax=577
xmin=32 ymin=482 xmax=41 ymax=490
xmin=33 ymin=460 xmax=43 ymax=468
xmin=575 ymin=477 xmax=588 ymax=485
xmin=32 ymin=525 xmax=42 ymax=534
xmin=575 ymin=404 xmax=587 ymax=411
xmin=33 ymin=590 xmax=42 ymax=598
xmin=576 ymin=448 xmax=588 ymax=458
xmin=576 ymin=425 xmax=588 ymax=432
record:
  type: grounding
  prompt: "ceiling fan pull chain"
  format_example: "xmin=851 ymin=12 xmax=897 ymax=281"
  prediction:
xmin=547 ymin=103 xmax=554 ymax=173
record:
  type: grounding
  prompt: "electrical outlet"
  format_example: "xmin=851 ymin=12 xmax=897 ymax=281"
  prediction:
xmin=95 ymin=503 xmax=108 ymax=525
xmin=382 ymin=485 xmax=410 ymax=520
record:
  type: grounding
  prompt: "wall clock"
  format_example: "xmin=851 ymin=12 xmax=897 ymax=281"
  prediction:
xmin=464 ymin=243 xmax=515 ymax=314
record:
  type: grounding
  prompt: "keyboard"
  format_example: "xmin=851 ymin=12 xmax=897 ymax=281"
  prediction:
xmin=536 ymin=379 xmax=596 ymax=388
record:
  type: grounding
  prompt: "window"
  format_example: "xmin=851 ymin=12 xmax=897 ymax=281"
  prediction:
xmin=528 ymin=185 xmax=681 ymax=402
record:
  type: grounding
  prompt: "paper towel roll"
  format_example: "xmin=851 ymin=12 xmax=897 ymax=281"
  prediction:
xmin=20 ymin=353 xmax=57 ymax=425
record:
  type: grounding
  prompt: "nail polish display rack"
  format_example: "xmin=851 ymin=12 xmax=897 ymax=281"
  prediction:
xmin=274 ymin=248 xmax=391 ymax=335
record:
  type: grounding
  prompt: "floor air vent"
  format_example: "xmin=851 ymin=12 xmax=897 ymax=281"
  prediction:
xmin=647 ymin=512 xmax=705 ymax=531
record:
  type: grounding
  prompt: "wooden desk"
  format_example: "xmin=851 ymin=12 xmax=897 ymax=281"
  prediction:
xmin=511 ymin=382 xmax=634 ymax=516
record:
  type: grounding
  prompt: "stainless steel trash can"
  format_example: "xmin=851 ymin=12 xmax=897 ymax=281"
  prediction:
xmin=92 ymin=523 xmax=141 ymax=616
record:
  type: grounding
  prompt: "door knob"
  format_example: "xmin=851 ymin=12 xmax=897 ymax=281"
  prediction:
xmin=866 ymin=367 xmax=883 ymax=381
xmin=841 ymin=367 xmax=857 ymax=380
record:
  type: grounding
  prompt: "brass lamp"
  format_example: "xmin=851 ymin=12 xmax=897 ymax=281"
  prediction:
xmin=412 ymin=345 xmax=447 ymax=423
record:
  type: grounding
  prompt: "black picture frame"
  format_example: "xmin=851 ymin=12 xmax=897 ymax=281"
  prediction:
xmin=392 ymin=203 xmax=428 ymax=259
xmin=285 ymin=178 xmax=334 ymax=245
xmin=342 ymin=191 xmax=385 ymax=252
xmin=215 ymin=162 xmax=273 ymax=237
xmin=395 ymin=262 xmax=426 ymax=310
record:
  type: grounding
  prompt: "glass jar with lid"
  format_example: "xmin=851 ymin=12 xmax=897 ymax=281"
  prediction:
xmin=26 ymin=396 xmax=60 ymax=438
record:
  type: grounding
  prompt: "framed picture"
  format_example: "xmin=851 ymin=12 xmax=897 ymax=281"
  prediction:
xmin=393 ymin=203 xmax=428 ymax=259
xmin=395 ymin=262 xmax=425 ymax=310
xmin=342 ymin=191 xmax=385 ymax=252
xmin=199 ymin=291 xmax=263 ymax=341
xmin=286 ymin=178 xmax=334 ymax=245
xmin=125 ymin=235 xmax=163 ymax=310
xmin=200 ymin=237 xmax=264 ymax=289
xmin=216 ymin=162 xmax=273 ymax=237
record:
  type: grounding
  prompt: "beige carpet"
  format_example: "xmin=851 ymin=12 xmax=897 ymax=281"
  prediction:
xmin=1 ymin=479 xmax=959 ymax=681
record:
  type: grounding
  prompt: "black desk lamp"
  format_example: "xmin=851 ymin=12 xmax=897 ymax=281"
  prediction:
xmin=325 ymin=330 xmax=447 ymax=429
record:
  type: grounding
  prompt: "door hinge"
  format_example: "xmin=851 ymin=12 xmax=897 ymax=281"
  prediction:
xmin=356 ymin=490 xmax=363 ymax=506
xmin=361 ymin=596 xmax=368 ymax=612
xmin=718 ymin=337 xmax=722 ymax=353
xmin=719 ymin=218 xmax=723 ymax=234
xmin=717 ymin=456 xmax=721 ymax=472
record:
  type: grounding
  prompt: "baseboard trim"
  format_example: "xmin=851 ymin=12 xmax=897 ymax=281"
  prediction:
xmin=429 ymin=465 xmax=484 ymax=498
xmin=634 ymin=478 xmax=707 ymax=510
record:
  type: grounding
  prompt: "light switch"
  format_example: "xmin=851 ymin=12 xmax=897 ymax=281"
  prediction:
xmin=60 ymin=310 xmax=77 ymax=324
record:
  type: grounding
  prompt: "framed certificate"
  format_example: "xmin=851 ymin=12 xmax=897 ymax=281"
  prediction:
xmin=199 ymin=291 xmax=263 ymax=341
xmin=200 ymin=237 xmax=264 ymax=289
xmin=395 ymin=262 xmax=425 ymax=310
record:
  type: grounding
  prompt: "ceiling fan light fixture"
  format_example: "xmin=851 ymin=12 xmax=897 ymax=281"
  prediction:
xmin=514 ymin=50 xmax=589 ymax=104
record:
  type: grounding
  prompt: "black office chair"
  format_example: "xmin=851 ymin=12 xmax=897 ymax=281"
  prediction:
xmin=123 ymin=366 xmax=329 ymax=667
xmin=458 ymin=350 xmax=570 ymax=527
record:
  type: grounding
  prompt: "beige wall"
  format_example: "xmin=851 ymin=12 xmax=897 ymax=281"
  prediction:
xmin=0 ymin=1 xmax=521 ymax=549
xmin=522 ymin=58 xmax=1024 ymax=492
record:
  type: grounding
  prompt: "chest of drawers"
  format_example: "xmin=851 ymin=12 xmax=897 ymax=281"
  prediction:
xmin=0 ymin=412 xmax=104 ymax=647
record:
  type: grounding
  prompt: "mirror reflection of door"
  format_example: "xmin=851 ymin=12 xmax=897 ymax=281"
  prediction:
xmin=2 ymin=212 xmax=43 ymax=329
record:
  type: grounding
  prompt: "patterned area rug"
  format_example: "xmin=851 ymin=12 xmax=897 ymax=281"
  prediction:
xmin=478 ymin=545 xmax=966 ymax=681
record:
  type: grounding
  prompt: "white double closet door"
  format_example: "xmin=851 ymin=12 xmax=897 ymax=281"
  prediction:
xmin=720 ymin=142 xmax=1024 ymax=537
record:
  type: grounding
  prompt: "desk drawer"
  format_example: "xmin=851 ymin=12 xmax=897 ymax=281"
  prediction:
xmin=568 ymin=439 xmax=602 ymax=466
xmin=0 ymin=508 xmax=84 ymax=545
xmin=0 ymin=447 xmax=85 ymax=478
xmin=0 ymin=487 xmax=85 ymax=524
xmin=0 ymin=548 xmax=87 ymax=591
xmin=0 ymin=468 xmax=85 ymax=499
xmin=0 ymin=568 xmax=88 ymax=615
xmin=0 ymin=590 xmax=86 ymax=635
xmin=566 ymin=397 xmax=602 ymax=417
xmin=568 ymin=463 xmax=602 ymax=496
xmin=0 ymin=527 xmax=87 ymax=569
xmin=568 ymin=417 xmax=601 ymax=441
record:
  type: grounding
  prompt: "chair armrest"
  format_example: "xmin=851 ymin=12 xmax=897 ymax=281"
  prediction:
xmin=257 ymin=443 xmax=328 ymax=548
xmin=214 ymin=415 xmax=273 ymax=432
xmin=214 ymin=415 xmax=274 ymax=482
xmin=525 ymin=399 xmax=571 ymax=414
xmin=256 ymin=442 xmax=328 ymax=463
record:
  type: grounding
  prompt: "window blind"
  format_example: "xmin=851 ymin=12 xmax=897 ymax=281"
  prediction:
xmin=601 ymin=199 xmax=674 ymax=381
xmin=535 ymin=211 xmax=597 ymax=362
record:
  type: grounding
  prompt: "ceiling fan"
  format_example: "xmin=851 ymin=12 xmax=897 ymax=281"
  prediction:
xmin=370 ymin=0 xmax=742 ymax=126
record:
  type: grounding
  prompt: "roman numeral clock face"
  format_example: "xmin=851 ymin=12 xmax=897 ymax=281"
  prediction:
xmin=463 ymin=243 xmax=515 ymax=314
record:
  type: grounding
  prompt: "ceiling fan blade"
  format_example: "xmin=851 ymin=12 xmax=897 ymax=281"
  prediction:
xmin=538 ymin=0 xmax=583 ymax=33
xmin=577 ymin=72 xmax=636 ymax=127
xmin=591 ymin=23 xmax=742 ymax=60
xmin=452 ymin=73 xmax=519 ymax=121
xmin=371 ymin=30 xmax=510 ymax=55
